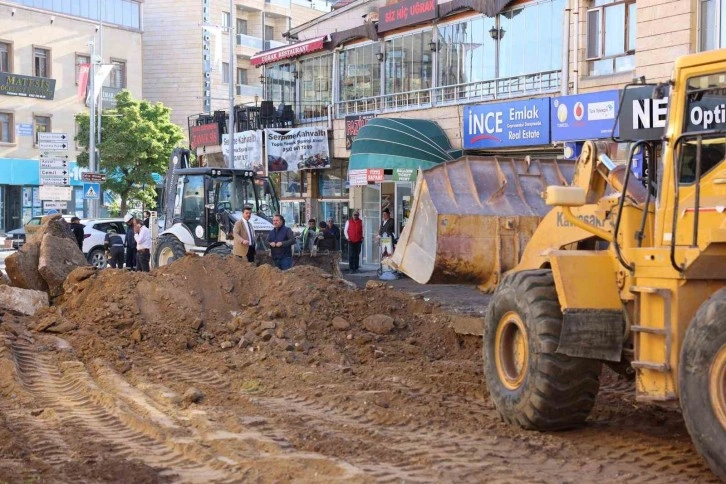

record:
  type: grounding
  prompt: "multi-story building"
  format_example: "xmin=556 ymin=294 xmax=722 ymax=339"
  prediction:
xmin=0 ymin=0 xmax=143 ymax=231
xmin=142 ymin=0 xmax=328 ymax=148
xmin=223 ymin=0 xmax=716 ymax=264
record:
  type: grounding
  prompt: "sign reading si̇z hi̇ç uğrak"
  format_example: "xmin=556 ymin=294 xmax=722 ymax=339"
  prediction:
xmin=0 ymin=73 xmax=56 ymax=100
xmin=378 ymin=0 xmax=437 ymax=33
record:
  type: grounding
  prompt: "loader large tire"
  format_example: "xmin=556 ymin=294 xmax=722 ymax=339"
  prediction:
xmin=484 ymin=269 xmax=602 ymax=430
xmin=679 ymin=288 xmax=726 ymax=481
xmin=154 ymin=235 xmax=186 ymax=267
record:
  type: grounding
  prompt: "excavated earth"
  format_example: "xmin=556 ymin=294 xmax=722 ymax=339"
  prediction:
xmin=0 ymin=255 xmax=719 ymax=483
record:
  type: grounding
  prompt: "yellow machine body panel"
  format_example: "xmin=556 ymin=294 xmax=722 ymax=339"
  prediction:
xmin=548 ymin=251 xmax=622 ymax=310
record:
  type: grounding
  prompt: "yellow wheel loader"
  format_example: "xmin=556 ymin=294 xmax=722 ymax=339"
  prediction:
xmin=482 ymin=50 xmax=726 ymax=479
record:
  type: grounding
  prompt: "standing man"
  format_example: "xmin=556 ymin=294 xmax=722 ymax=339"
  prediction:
xmin=266 ymin=214 xmax=296 ymax=270
xmin=379 ymin=208 xmax=395 ymax=238
xmin=327 ymin=217 xmax=341 ymax=250
xmin=124 ymin=214 xmax=137 ymax=271
xmin=301 ymin=218 xmax=318 ymax=252
xmin=134 ymin=219 xmax=152 ymax=272
xmin=69 ymin=217 xmax=85 ymax=251
xmin=232 ymin=205 xmax=256 ymax=263
xmin=142 ymin=210 xmax=151 ymax=228
xmin=344 ymin=210 xmax=363 ymax=273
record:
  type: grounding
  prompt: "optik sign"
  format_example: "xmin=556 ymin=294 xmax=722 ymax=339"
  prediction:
xmin=463 ymin=99 xmax=550 ymax=149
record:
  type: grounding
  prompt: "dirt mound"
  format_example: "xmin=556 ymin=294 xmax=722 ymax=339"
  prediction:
xmin=34 ymin=255 xmax=476 ymax=369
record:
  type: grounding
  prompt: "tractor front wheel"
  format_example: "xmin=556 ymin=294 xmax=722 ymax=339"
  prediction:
xmin=154 ymin=235 xmax=186 ymax=267
xmin=484 ymin=269 xmax=602 ymax=430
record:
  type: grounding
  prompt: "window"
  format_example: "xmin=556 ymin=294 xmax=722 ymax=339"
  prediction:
xmin=265 ymin=25 xmax=274 ymax=41
xmin=237 ymin=18 xmax=248 ymax=35
xmin=586 ymin=0 xmax=636 ymax=76
xmin=700 ymin=0 xmax=726 ymax=50
xmin=222 ymin=62 xmax=230 ymax=84
xmin=338 ymin=45 xmax=379 ymax=101
xmin=33 ymin=47 xmax=50 ymax=77
xmin=34 ymin=115 xmax=51 ymax=144
xmin=237 ymin=68 xmax=248 ymax=85
xmin=75 ymin=54 xmax=90 ymax=85
xmin=109 ymin=60 xmax=126 ymax=88
xmin=267 ymin=63 xmax=296 ymax=108
xmin=0 ymin=112 xmax=14 ymax=143
xmin=222 ymin=11 xmax=231 ymax=29
xmin=0 ymin=41 xmax=11 ymax=73
xmin=384 ymin=30 xmax=434 ymax=95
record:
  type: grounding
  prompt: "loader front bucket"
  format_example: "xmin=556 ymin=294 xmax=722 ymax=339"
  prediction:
xmin=388 ymin=156 xmax=574 ymax=292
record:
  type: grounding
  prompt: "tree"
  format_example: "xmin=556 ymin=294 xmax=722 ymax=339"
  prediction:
xmin=75 ymin=90 xmax=184 ymax=214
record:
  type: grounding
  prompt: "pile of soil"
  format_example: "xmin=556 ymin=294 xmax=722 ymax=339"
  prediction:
xmin=33 ymin=255 xmax=478 ymax=370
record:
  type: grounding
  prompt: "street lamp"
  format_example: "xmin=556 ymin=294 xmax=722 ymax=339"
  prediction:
xmin=489 ymin=26 xmax=505 ymax=40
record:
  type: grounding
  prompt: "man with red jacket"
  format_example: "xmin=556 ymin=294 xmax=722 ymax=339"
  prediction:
xmin=344 ymin=210 xmax=363 ymax=273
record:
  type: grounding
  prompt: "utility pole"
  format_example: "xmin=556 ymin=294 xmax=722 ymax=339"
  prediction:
xmin=88 ymin=39 xmax=97 ymax=219
xmin=228 ymin=0 xmax=235 ymax=169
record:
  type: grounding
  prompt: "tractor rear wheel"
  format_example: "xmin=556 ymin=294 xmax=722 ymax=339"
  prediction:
xmin=680 ymin=288 xmax=726 ymax=480
xmin=206 ymin=244 xmax=231 ymax=257
xmin=154 ymin=235 xmax=186 ymax=267
xmin=484 ymin=269 xmax=602 ymax=430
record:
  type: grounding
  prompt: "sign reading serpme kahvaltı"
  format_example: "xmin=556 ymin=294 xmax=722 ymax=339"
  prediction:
xmin=0 ymin=73 xmax=56 ymax=100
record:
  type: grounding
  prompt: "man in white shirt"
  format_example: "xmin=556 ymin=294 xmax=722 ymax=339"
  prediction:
xmin=133 ymin=218 xmax=153 ymax=272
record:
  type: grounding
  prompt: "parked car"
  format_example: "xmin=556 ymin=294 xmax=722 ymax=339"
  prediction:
xmin=80 ymin=218 xmax=128 ymax=269
xmin=5 ymin=226 xmax=26 ymax=249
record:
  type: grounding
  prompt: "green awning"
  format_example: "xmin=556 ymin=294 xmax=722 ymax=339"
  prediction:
xmin=349 ymin=118 xmax=455 ymax=171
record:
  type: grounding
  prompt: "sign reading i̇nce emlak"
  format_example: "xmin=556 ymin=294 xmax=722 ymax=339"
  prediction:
xmin=0 ymin=73 xmax=56 ymax=100
xmin=463 ymin=98 xmax=551 ymax=149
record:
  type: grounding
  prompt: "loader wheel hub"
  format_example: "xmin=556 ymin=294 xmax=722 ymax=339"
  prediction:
xmin=158 ymin=247 xmax=174 ymax=265
xmin=710 ymin=343 xmax=726 ymax=430
xmin=495 ymin=311 xmax=529 ymax=391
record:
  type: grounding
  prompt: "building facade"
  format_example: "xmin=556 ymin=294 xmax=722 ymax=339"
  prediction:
xmin=0 ymin=0 xmax=143 ymax=231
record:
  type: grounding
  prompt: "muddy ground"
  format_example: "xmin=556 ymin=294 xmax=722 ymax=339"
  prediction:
xmin=0 ymin=255 xmax=718 ymax=483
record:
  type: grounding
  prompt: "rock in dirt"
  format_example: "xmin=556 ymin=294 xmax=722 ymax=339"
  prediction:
xmin=131 ymin=329 xmax=143 ymax=343
xmin=365 ymin=280 xmax=386 ymax=289
xmin=220 ymin=341 xmax=234 ymax=349
xmin=5 ymin=242 xmax=48 ymax=292
xmin=362 ymin=314 xmax=395 ymax=335
xmin=45 ymin=320 xmax=78 ymax=334
xmin=39 ymin=234 xmax=90 ymax=297
xmin=0 ymin=285 xmax=49 ymax=316
xmin=191 ymin=318 xmax=204 ymax=331
xmin=183 ymin=387 xmax=204 ymax=404
xmin=332 ymin=316 xmax=350 ymax=331
xmin=64 ymin=266 xmax=97 ymax=289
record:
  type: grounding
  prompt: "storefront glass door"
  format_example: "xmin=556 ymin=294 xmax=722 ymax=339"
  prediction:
xmin=318 ymin=200 xmax=348 ymax=257
xmin=362 ymin=184 xmax=380 ymax=264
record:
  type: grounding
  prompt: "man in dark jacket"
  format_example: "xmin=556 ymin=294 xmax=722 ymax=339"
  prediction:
xmin=327 ymin=218 xmax=341 ymax=250
xmin=124 ymin=214 xmax=137 ymax=270
xmin=315 ymin=221 xmax=336 ymax=251
xmin=266 ymin=214 xmax=296 ymax=270
xmin=104 ymin=228 xmax=125 ymax=268
xmin=69 ymin=217 xmax=85 ymax=251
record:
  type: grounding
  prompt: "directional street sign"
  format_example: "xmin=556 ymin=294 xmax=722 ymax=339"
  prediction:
xmin=39 ymin=186 xmax=72 ymax=201
xmin=37 ymin=132 xmax=69 ymax=142
xmin=40 ymin=168 xmax=70 ymax=177
xmin=37 ymin=141 xmax=69 ymax=151
xmin=40 ymin=176 xmax=70 ymax=186
xmin=40 ymin=158 xmax=69 ymax=169
xmin=83 ymin=182 xmax=100 ymax=200
xmin=81 ymin=172 xmax=106 ymax=182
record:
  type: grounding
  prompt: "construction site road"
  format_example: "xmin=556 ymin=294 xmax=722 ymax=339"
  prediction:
xmin=0 ymin=256 xmax=718 ymax=483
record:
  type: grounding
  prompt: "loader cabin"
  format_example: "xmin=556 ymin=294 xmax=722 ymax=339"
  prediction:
xmin=173 ymin=168 xmax=279 ymax=246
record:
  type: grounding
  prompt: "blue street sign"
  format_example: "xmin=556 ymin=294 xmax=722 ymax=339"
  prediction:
xmin=463 ymin=98 xmax=551 ymax=149
xmin=551 ymin=90 xmax=620 ymax=142
xmin=83 ymin=182 xmax=100 ymax=200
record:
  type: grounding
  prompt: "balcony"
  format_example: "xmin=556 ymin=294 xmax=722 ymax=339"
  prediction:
xmin=237 ymin=34 xmax=263 ymax=50
xmin=236 ymin=84 xmax=263 ymax=97
xmin=265 ymin=39 xmax=286 ymax=49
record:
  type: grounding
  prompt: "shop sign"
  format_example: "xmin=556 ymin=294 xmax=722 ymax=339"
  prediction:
xmin=378 ymin=0 xmax=437 ymax=33
xmin=345 ymin=113 xmax=376 ymax=150
xmin=367 ymin=169 xmax=384 ymax=182
xmin=251 ymin=36 xmax=328 ymax=67
xmin=101 ymin=86 xmax=121 ymax=108
xmin=0 ymin=73 xmax=56 ymax=100
xmin=551 ymin=90 xmax=619 ymax=142
xmin=190 ymin=123 xmax=221 ymax=149
xmin=16 ymin=123 xmax=33 ymax=137
xmin=348 ymin=169 xmax=368 ymax=186
xmin=222 ymin=130 xmax=263 ymax=172
xmin=266 ymin=128 xmax=330 ymax=173
xmin=393 ymin=168 xmax=416 ymax=181
xmin=463 ymin=98 xmax=550 ymax=149
xmin=617 ymin=86 xmax=669 ymax=141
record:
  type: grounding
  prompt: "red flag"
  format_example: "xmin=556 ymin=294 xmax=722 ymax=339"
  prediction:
xmin=77 ymin=63 xmax=90 ymax=103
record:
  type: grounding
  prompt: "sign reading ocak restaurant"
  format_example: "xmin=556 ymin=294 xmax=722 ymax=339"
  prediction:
xmin=266 ymin=128 xmax=330 ymax=173
xmin=222 ymin=131 xmax=263 ymax=172
xmin=0 ymin=73 xmax=56 ymax=100
xmin=378 ymin=0 xmax=437 ymax=33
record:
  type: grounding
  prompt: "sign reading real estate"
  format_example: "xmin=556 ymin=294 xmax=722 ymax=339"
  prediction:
xmin=551 ymin=90 xmax=620 ymax=141
xmin=463 ymin=98 xmax=551 ymax=149
xmin=0 ymin=73 xmax=56 ymax=100
xmin=222 ymin=130 xmax=263 ymax=172
xmin=378 ymin=0 xmax=437 ymax=33
xmin=266 ymin=128 xmax=330 ymax=173
xmin=345 ymin=113 xmax=376 ymax=150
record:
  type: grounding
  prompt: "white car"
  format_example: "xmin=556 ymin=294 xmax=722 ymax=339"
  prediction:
xmin=80 ymin=218 xmax=128 ymax=269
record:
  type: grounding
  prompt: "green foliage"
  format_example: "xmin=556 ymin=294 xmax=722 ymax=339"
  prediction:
xmin=75 ymin=90 xmax=184 ymax=213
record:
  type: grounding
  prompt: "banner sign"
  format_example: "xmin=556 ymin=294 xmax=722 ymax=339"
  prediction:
xmin=77 ymin=64 xmax=90 ymax=102
xmin=378 ymin=0 xmax=437 ymax=33
xmin=250 ymin=36 xmax=327 ymax=67
xmin=367 ymin=168 xmax=384 ymax=182
xmin=393 ymin=168 xmax=416 ymax=181
xmin=348 ymin=169 xmax=368 ymax=186
xmin=463 ymin=98 xmax=550 ymax=149
xmin=551 ymin=90 xmax=619 ymax=142
xmin=266 ymin=128 xmax=330 ymax=173
xmin=0 ymin=73 xmax=56 ymax=100
xmin=617 ymin=86 xmax=669 ymax=141
xmin=190 ymin=122 xmax=221 ymax=149
xmin=345 ymin=113 xmax=376 ymax=150
xmin=222 ymin=130 xmax=264 ymax=172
